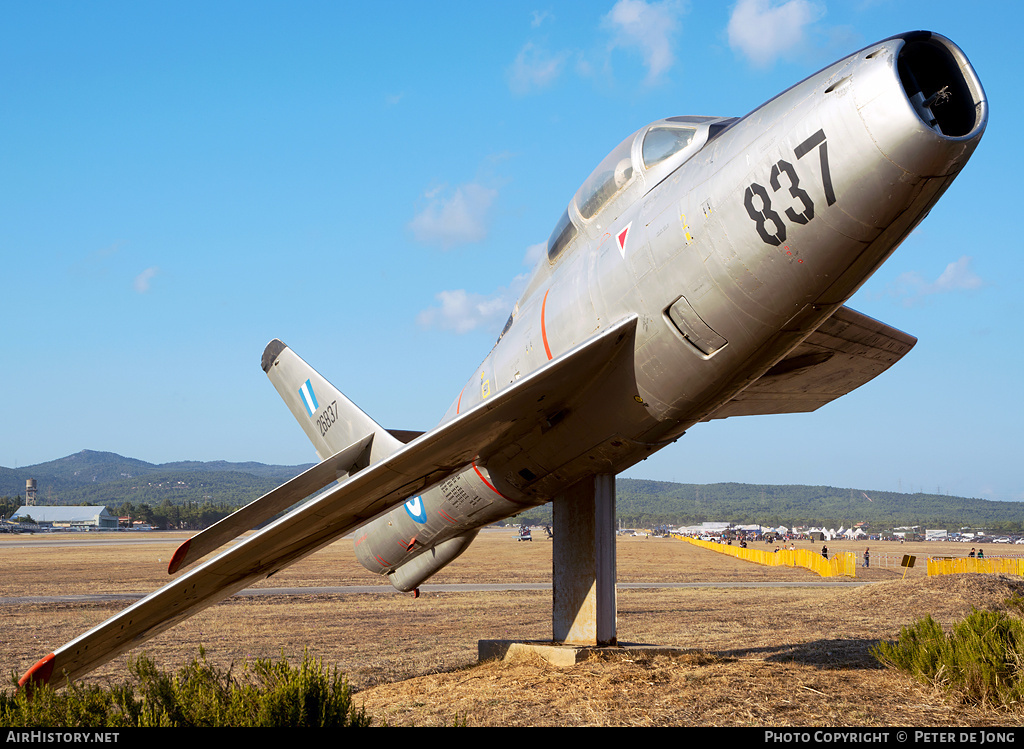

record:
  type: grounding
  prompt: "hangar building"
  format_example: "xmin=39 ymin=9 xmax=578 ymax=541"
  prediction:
xmin=9 ymin=506 xmax=118 ymax=530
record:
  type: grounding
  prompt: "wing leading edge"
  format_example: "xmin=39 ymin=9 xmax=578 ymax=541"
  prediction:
xmin=20 ymin=315 xmax=639 ymax=689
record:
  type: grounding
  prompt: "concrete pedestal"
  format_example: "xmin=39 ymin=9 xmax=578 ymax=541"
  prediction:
xmin=478 ymin=640 xmax=685 ymax=667
xmin=551 ymin=473 xmax=616 ymax=646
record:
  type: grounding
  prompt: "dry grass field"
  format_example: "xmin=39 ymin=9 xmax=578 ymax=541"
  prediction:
xmin=2 ymin=529 xmax=1023 ymax=726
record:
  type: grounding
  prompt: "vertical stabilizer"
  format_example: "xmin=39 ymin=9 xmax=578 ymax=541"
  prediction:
xmin=261 ymin=339 xmax=403 ymax=468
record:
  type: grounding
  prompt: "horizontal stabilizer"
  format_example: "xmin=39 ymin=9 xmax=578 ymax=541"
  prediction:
xmin=704 ymin=306 xmax=916 ymax=420
xmin=21 ymin=315 xmax=639 ymax=689
xmin=167 ymin=434 xmax=374 ymax=574
xmin=388 ymin=429 xmax=425 ymax=444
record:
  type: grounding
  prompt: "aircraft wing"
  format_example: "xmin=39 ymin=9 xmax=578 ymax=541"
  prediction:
xmin=167 ymin=435 xmax=373 ymax=574
xmin=703 ymin=306 xmax=917 ymax=420
xmin=20 ymin=315 xmax=639 ymax=689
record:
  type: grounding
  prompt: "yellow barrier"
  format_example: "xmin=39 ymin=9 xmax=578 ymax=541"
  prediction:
xmin=679 ymin=537 xmax=856 ymax=578
xmin=926 ymin=556 xmax=1024 ymax=576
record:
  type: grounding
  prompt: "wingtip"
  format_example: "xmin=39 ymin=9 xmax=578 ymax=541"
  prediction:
xmin=261 ymin=339 xmax=287 ymax=373
xmin=19 ymin=653 xmax=56 ymax=691
xmin=168 ymin=538 xmax=191 ymax=574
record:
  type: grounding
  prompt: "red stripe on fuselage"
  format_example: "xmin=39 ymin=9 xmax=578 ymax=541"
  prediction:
xmin=541 ymin=288 xmax=553 ymax=361
xmin=472 ymin=462 xmax=507 ymax=499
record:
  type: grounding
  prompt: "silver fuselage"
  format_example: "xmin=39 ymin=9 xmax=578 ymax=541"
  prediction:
xmin=355 ymin=32 xmax=986 ymax=590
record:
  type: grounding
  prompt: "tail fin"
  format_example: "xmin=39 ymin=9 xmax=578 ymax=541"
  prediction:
xmin=261 ymin=339 xmax=403 ymax=471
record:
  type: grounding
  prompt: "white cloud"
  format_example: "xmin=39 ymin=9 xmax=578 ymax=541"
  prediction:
xmin=509 ymin=1 xmax=685 ymax=93
xmin=886 ymin=256 xmax=984 ymax=306
xmin=523 ymin=241 xmax=547 ymax=267
xmin=418 ymin=272 xmax=532 ymax=335
xmin=601 ymin=0 xmax=684 ymax=85
xmin=417 ymin=288 xmax=512 ymax=335
xmin=931 ymin=256 xmax=984 ymax=293
xmin=409 ymin=182 xmax=498 ymax=248
xmin=727 ymin=0 xmax=825 ymax=68
xmin=508 ymin=42 xmax=570 ymax=95
xmin=133 ymin=266 xmax=159 ymax=293
xmin=531 ymin=10 xmax=553 ymax=28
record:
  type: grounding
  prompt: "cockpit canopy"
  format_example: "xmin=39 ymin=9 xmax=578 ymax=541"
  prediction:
xmin=546 ymin=116 xmax=736 ymax=263
xmin=501 ymin=115 xmax=736 ymax=345
xmin=575 ymin=131 xmax=637 ymax=221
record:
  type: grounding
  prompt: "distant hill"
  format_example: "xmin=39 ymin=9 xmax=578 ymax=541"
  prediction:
xmin=0 ymin=450 xmax=313 ymax=507
xmin=611 ymin=479 xmax=1024 ymax=531
xmin=3 ymin=450 xmax=1021 ymax=533
xmin=515 ymin=479 xmax=1024 ymax=533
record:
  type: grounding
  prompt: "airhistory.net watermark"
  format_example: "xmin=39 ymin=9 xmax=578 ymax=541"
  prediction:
xmin=4 ymin=732 xmax=119 ymax=744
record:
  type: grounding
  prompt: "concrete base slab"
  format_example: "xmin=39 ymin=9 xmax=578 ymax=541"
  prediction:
xmin=479 ymin=640 xmax=686 ymax=667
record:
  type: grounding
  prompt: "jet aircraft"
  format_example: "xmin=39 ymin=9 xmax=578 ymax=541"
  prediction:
xmin=21 ymin=31 xmax=987 ymax=688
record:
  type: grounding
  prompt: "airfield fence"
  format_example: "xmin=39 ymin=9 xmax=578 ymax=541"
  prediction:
xmin=926 ymin=556 xmax=1024 ymax=576
xmin=872 ymin=553 xmax=912 ymax=571
xmin=679 ymin=536 xmax=856 ymax=578
xmin=869 ymin=551 xmax=1024 ymax=576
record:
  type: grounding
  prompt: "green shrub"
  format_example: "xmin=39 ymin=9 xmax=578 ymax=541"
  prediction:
xmin=873 ymin=608 xmax=1024 ymax=708
xmin=2 ymin=648 xmax=372 ymax=727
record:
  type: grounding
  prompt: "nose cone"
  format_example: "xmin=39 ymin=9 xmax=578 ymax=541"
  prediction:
xmin=695 ymin=32 xmax=987 ymax=323
xmin=856 ymin=32 xmax=987 ymax=178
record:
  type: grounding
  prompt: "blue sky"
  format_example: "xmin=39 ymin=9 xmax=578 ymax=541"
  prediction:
xmin=3 ymin=1 xmax=1020 ymax=502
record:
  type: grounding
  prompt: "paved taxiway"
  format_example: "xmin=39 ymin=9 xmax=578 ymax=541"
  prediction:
xmin=0 ymin=534 xmax=189 ymax=548
xmin=0 ymin=580 xmax=870 ymax=606
xmin=0 ymin=531 xmax=871 ymax=606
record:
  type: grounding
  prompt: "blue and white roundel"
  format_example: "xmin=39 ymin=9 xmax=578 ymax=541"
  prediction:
xmin=404 ymin=496 xmax=427 ymax=523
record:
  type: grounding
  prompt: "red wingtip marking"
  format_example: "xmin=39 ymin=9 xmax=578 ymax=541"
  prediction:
xmin=168 ymin=539 xmax=191 ymax=574
xmin=19 ymin=653 xmax=56 ymax=690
